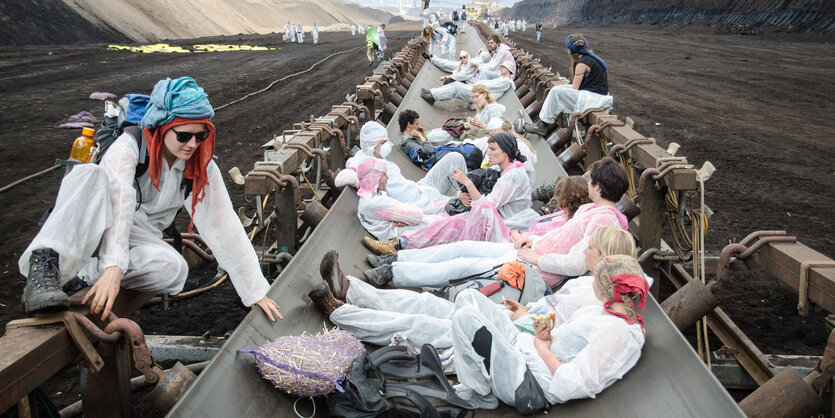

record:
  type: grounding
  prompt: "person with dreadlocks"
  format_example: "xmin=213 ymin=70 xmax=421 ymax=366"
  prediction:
xmin=19 ymin=77 xmax=282 ymax=322
xmin=523 ymin=34 xmax=614 ymax=137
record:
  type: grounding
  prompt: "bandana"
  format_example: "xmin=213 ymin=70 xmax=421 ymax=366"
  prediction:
xmin=490 ymin=132 xmax=526 ymax=163
xmin=565 ymin=34 xmax=608 ymax=72
xmin=594 ymin=255 xmax=649 ymax=331
xmin=352 ymin=156 xmax=387 ymax=198
xmin=359 ymin=121 xmax=389 ymax=155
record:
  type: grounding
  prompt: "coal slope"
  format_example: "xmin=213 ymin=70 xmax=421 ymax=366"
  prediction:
xmin=503 ymin=0 xmax=835 ymax=34
xmin=0 ymin=0 xmax=131 ymax=45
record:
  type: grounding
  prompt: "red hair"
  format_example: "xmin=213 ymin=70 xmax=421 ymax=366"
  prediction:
xmin=142 ymin=117 xmax=215 ymax=232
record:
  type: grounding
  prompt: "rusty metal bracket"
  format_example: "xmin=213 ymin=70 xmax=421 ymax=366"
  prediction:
xmin=715 ymin=231 xmax=798 ymax=279
xmin=799 ymin=262 xmax=835 ymax=316
xmin=6 ymin=311 xmax=104 ymax=373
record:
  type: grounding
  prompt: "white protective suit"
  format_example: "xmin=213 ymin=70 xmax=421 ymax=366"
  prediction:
xmin=538 ymin=85 xmax=614 ymax=124
xmin=296 ymin=25 xmax=304 ymax=43
xmin=351 ymin=133 xmax=464 ymax=208
xmin=430 ymin=52 xmax=477 ymax=84
xmin=429 ymin=77 xmax=514 ymax=102
xmin=312 ymin=25 xmax=319 ymax=44
xmin=19 ymin=133 xmax=269 ymax=307
xmin=430 ymin=26 xmax=456 ymax=61
xmin=351 ymin=25 xmax=356 ymax=36
xmin=452 ymin=288 xmax=644 ymax=405
xmin=284 ymin=23 xmax=292 ymax=41
xmin=463 ymin=133 xmax=537 ymax=187
xmin=474 ymin=44 xmax=514 ymax=82
xmin=357 ymin=192 xmax=442 ymax=241
xmin=424 ymin=102 xmax=507 ymax=146
xmin=389 ymin=203 xmax=625 ymax=288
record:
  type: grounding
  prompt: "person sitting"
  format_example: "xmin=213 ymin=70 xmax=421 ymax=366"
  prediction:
xmin=308 ymin=231 xmax=647 ymax=410
xmin=470 ymin=34 xmax=515 ymax=83
xmin=420 ymin=62 xmax=515 ymax=107
xmin=363 ymin=132 xmax=531 ymax=252
xmin=464 ymin=117 xmax=537 ymax=187
xmin=351 ymin=121 xmax=464 ymax=209
xmin=424 ymin=84 xmax=508 ymax=145
xmin=431 ymin=50 xmax=477 ymax=85
xmin=362 ymin=157 xmax=628 ymax=289
xmin=19 ymin=77 xmax=282 ymax=321
xmin=521 ymin=175 xmax=590 ymax=237
xmin=524 ymin=34 xmax=613 ymax=136
xmin=334 ymin=156 xmax=441 ymax=241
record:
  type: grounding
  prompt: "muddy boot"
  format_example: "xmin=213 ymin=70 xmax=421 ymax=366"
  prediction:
xmin=422 ymin=51 xmax=432 ymax=60
xmin=363 ymin=264 xmax=393 ymax=288
xmin=308 ymin=282 xmax=344 ymax=316
xmin=22 ymin=248 xmax=69 ymax=314
xmin=365 ymin=253 xmax=398 ymax=268
xmin=522 ymin=120 xmax=549 ymax=137
xmin=420 ymin=88 xmax=435 ymax=105
xmin=362 ymin=236 xmax=398 ymax=255
xmin=320 ymin=250 xmax=350 ymax=300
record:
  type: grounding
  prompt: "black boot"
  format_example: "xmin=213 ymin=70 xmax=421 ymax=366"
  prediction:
xmin=363 ymin=264 xmax=393 ymax=287
xmin=320 ymin=250 xmax=350 ymax=300
xmin=308 ymin=282 xmax=344 ymax=316
xmin=420 ymin=88 xmax=436 ymax=105
xmin=365 ymin=253 xmax=398 ymax=268
xmin=422 ymin=51 xmax=432 ymax=60
xmin=22 ymin=248 xmax=69 ymax=314
xmin=522 ymin=120 xmax=549 ymax=137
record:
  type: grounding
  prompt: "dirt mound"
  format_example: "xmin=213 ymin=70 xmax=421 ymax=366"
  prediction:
xmin=0 ymin=0 xmax=397 ymax=45
xmin=503 ymin=0 xmax=835 ymax=35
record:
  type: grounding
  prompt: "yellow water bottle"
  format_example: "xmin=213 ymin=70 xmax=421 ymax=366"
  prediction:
xmin=69 ymin=127 xmax=96 ymax=162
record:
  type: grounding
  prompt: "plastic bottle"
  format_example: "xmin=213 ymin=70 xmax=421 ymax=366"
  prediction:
xmin=69 ymin=127 xmax=96 ymax=162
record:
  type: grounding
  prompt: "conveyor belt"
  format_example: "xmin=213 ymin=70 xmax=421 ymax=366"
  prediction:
xmin=169 ymin=29 xmax=744 ymax=417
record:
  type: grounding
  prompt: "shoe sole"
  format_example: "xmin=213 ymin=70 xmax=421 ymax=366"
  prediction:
xmin=22 ymin=291 xmax=69 ymax=314
xmin=320 ymin=250 xmax=346 ymax=298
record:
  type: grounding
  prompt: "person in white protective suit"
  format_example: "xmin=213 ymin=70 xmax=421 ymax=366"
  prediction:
xmin=420 ymin=60 xmax=515 ymax=106
xmin=432 ymin=50 xmax=478 ymax=85
xmin=312 ymin=23 xmax=319 ymax=44
xmin=523 ymin=33 xmax=614 ymax=137
xmin=361 ymin=157 xmax=629 ymax=289
xmin=307 ymin=229 xmax=648 ymax=411
xmin=349 ymin=121 xmax=465 ymax=210
xmin=522 ymin=19 xmax=527 ymax=31
xmin=284 ymin=22 xmax=293 ymax=42
xmin=334 ymin=156 xmax=443 ymax=241
xmin=351 ymin=24 xmax=356 ymax=36
xmin=296 ymin=23 xmax=304 ymax=43
xmin=19 ymin=77 xmax=282 ymax=322
xmin=289 ymin=22 xmax=297 ymax=42
xmin=470 ymin=34 xmax=515 ymax=82
xmin=463 ymin=117 xmax=537 ymax=188
xmin=421 ymin=83 xmax=508 ymax=145
xmin=429 ymin=25 xmax=456 ymax=61
xmin=361 ymin=131 xmax=531 ymax=253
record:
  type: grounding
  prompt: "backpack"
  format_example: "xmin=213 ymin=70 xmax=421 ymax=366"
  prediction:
xmin=443 ymin=261 xmax=547 ymax=305
xmin=327 ymin=344 xmax=476 ymax=418
xmin=432 ymin=144 xmax=482 ymax=171
xmin=451 ymin=10 xmax=459 ymax=21
xmin=461 ymin=10 xmax=466 ymax=20
xmin=399 ymin=137 xmax=436 ymax=167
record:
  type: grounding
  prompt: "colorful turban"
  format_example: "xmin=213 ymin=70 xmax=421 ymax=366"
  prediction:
xmin=594 ymin=255 xmax=649 ymax=331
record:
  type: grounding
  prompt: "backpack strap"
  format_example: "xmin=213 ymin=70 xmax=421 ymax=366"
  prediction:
xmin=122 ymin=125 xmax=148 ymax=178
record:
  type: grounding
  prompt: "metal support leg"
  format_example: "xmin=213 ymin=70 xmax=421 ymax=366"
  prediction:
xmin=82 ymin=338 xmax=133 ymax=418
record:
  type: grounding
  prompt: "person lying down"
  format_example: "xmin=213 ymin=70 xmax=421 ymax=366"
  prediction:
xmin=307 ymin=227 xmax=649 ymax=411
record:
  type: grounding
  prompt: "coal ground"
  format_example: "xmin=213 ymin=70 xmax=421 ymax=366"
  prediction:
xmin=1 ymin=22 xmax=834 ymax=414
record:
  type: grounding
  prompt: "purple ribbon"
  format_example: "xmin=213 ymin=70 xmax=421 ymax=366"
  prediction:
xmin=239 ymin=348 xmax=346 ymax=393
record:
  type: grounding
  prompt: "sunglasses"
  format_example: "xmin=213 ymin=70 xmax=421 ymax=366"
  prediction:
xmin=171 ymin=129 xmax=211 ymax=143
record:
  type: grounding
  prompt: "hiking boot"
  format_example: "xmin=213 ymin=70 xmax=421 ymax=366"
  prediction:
xmin=422 ymin=51 xmax=432 ymax=60
xmin=366 ymin=253 xmax=398 ymax=268
xmin=362 ymin=236 xmax=398 ymax=255
xmin=308 ymin=282 xmax=344 ymax=316
xmin=420 ymin=88 xmax=435 ymax=105
xmin=320 ymin=250 xmax=350 ymax=300
xmin=531 ymin=178 xmax=558 ymax=202
xmin=522 ymin=120 xmax=549 ymax=137
xmin=22 ymin=248 xmax=69 ymax=314
xmin=363 ymin=264 xmax=393 ymax=288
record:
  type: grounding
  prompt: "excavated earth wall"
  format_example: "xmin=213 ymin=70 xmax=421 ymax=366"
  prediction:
xmin=503 ymin=0 xmax=835 ymax=34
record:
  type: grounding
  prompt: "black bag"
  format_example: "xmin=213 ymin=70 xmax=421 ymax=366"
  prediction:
xmin=433 ymin=144 xmax=482 ymax=171
xmin=327 ymin=345 xmax=476 ymax=418
xmin=444 ymin=168 xmax=500 ymax=215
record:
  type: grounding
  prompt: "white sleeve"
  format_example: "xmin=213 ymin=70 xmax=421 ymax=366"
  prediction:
xmin=548 ymin=323 xmax=643 ymax=402
xmin=481 ymin=168 xmax=525 ymax=210
xmin=537 ymin=210 xmax=623 ymax=276
xmin=98 ymin=134 xmax=139 ymax=273
xmin=189 ymin=162 xmax=269 ymax=307
xmin=368 ymin=194 xmax=424 ymax=225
